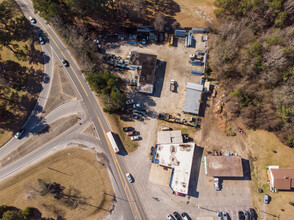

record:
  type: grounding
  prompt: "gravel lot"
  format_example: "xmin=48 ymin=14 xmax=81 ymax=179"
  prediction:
xmin=105 ymin=38 xmax=251 ymax=220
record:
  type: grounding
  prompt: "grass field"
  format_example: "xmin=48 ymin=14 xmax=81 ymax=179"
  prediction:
xmin=247 ymin=130 xmax=294 ymax=219
xmin=0 ymin=0 xmax=43 ymax=147
xmin=0 ymin=147 xmax=114 ymax=219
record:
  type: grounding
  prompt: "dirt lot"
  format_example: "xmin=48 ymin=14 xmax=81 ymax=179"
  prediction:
xmin=0 ymin=147 xmax=114 ymax=220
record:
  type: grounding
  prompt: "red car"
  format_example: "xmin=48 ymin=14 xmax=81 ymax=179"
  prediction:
xmin=127 ymin=131 xmax=135 ymax=136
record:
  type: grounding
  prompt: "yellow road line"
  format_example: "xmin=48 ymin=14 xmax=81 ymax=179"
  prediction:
xmin=98 ymin=117 xmax=137 ymax=219
xmin=20 ymin=0 xmax=88 ymax=96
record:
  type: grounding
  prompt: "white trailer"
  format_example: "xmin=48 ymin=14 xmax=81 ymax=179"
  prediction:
xmin=107 ymin=131 xmax=120 ymax=153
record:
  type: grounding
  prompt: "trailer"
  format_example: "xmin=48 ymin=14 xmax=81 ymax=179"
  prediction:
xmin=106 ymin=131 xmax=120 ymax=153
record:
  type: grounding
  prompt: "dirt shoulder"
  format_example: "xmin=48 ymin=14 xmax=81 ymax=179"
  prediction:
xmin=0 ymin=147 xmax=114 ymax=220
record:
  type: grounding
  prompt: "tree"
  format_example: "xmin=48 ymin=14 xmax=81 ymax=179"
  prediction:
xmin=0 ymin=205 xmax=8 ymax=218
xmin=275 ymin=11 xmax=288 ymax=27
xmin=154 ymin=13 xmax=165 ymax=32
xmin=2 ymin=210 xmax=23 ymax=220
xmin=22 ymin=207 xmax=34 ymax=219
xmin=32 ymin=0 xmax=62 ymax=21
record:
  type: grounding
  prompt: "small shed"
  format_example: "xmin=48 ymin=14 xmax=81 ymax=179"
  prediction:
xmin=192 ymin=27 xmax=209 ymax=34
xmin=174 ymin=29 xmax=187 ymax=37
xmin=183 ymin=82 xmax=203 ymax=115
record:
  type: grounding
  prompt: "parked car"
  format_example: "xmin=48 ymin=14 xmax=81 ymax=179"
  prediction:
xmin=238 ymin=211 xmax=245 ymax=220
xmin=244 ymin=211 xmax=250 ymax=220
xmin=29 ymin=16 xmax=36 ymax=23
xmin=166 ymin=214 xmax=175 ymax=220
xmin=126 ymin=99 xmax=134 ymax=105
xmin=132 ymin=115 xmax=144 ymax=121
xmin=264 ymin=194 xmax=269 ymax=204
xmin=126 ymin=173 xmax=132 ymax=183
xmin=126 ymin=131 xmax=135 ymax=136
xmin=131 ymin=136 xmax=140 ymax=141
xmin=173 ymin=191 xmax=185 ymax=197
xmin=61 ymin=59 xmax=69 ymax=67
xmin=214 ymin=177 xmax=220 ymax=191
xmin=141 ymin=39 xmax=146 ymax=44
xmin=39 ymin=36 xmax=45 ymax=45
xmin=123 ymin=127 xmax=133 ymax=132
xmin=150 ymin=146 xmax=154 ymax=156
xmin=181 ymin=213 xmax=189 ymax=220
xmin=133 ymin=104 xmax=142 ymax=109
xmin=249 ymin=208 xmax=256 ymax=220
xmin=173 ymin=212 xmax=182 ymax=220
xmin=223 ymin=212 xmax=229 ymax=220
xmin=14 ymin=128 xmax=25 ymax=139
xmin=217 ymin=212 xmax=222 ymax=220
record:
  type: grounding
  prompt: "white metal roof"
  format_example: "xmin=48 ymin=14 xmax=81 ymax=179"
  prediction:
xmin=155 ymin=143 xmax=195 ymax=194
xmin=183 ymin=82 xmax=203 ymax=115
xmin=157 ymin=130 xmax=183 ymax=144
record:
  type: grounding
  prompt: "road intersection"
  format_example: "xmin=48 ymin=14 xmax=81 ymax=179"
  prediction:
xmin=0 ymin=1 xmax=146 ymax=219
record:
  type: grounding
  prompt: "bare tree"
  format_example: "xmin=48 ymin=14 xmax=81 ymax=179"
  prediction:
xmin=154 ymin=13 xmax=165 ymax=32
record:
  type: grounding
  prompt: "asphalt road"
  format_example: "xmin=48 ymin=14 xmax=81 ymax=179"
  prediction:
xmin=2 ymin=1 xmax=147 ymax=219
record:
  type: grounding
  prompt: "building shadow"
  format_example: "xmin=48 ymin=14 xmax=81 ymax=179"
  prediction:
xmin=153 ymin=60 xmax=166 ymax=98
xmin=198 ymin=92 xmax=209 ymax=117
xmin=188 ymin=145 xmax=204 ymax=197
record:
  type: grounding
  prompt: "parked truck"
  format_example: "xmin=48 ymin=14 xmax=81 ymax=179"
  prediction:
xmin=170 ymin=80 xmax=175 ymax=92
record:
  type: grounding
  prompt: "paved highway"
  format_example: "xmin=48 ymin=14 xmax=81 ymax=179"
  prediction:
xmin=2 ymin=1 xmax=147 ymax=219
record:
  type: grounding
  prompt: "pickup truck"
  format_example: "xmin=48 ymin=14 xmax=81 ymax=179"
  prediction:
xmin=170 ymin=80 xmax=175 ymax=92
xmin=214 ymin=177 xmax=220 ymax=191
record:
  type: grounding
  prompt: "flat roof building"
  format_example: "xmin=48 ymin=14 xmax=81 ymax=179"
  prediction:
xmin=153 ymin=143 xmax=195 ymax=194
xmin=157 ymin=130 xmax=183 ymax=144
xmin=183 ymin=82 xmax=203 ymax=115
xmin=267 ymin=166 xmax=294 ymax=192
xmin=204 ymin=156 xmax=243 ymax=177
xmin=129 ymin=51 xmax=157 ymax=95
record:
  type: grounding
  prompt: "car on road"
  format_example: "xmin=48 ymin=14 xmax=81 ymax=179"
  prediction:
xmin=223 ymin=212 xmax=229 ymax=220
xmin=123 ymin=127 xmax=133 ymax=132
xmin=126 ymin=99 xmax=134 ymax=105
xmin=181 ymin=213 xmax=189 ymax=220
xmin=166 ymin=214 xmax=175 ymax=220
xmin=29 ymin=16 xmax=36 ymax=23
xmin=131 ymin=135 xmax=140 ymax=141
xmin=61 ymin=59 xmax=69 ymax=67
xmin=238 ymin=211 xmax=245 ymax=220
xmin=249 ymin=208 xmax=256 ymax=220
xmin=14 ymin=129 xmax=25 ymax=139
xmin=173 ymin=212 xmax=181 ymax=220
xmin=39 ymin=36 xmax=45 ymax=45
xmin=264 ymin=194 xmax=269 ymax=204
xmin=217 ymin=212 xmax=222 ymax=220
xmin=126 ymin=173 xmax=132 ymax=183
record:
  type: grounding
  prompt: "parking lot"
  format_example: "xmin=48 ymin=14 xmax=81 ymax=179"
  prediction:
xmin=105 ymin=37 xmax=251 ymax=219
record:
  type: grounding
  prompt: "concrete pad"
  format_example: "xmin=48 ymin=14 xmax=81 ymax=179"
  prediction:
xmin=149 ymin=163 xmax=172 ymax=186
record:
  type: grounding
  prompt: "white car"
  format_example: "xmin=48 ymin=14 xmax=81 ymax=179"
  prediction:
xmin=166 ymin=214 xmax=175 ymax=220
xmin=29 ymin=16 xmax=36 ymax=23
xmin=39 ymin=36 xmax=45 ymax=45
xmin=126 ymin=173 xmax=132 ymax=183
xmin=131 ymin=136 xmax=140 ymax=141
xmin=14 ymin=129 xmax=25 ymax=139
xmin=133 ymin=104 xmax=142 ymax=109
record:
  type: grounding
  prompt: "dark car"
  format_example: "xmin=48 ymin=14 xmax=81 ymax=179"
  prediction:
xmin=133 ymin=115 xmax=144 ymax=121
xmin=238 ymin=211 xmax=245 ymax=220
xmin=14 ymin=128 xmax=25 ymax=139
xmin=61 ymin=59 xmax=69 ymax=67
xmin=249 ymin=208 xmax=256 ymax=220
xmin=173 ymin=212 xmax=182 ymax=220
xmin=244 ymin=211 xmax=250 ymax=220
xmin=39 ymin=36 xmax=45 ymax=45
xmin=181 ymin=213 xmax=189 ymax=220
xmin=123 ymin=127 xmax=133 ymax=132
xmin=150 ymin=146 xmax=154 ymax=156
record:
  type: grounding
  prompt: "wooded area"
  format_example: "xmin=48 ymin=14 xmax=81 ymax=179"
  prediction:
xmin=0 ymin=0 xmax=43 ymax=137
xmin=209 ymin=0 xmax=294 ymax=147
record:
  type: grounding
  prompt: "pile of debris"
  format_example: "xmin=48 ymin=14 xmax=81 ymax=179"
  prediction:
xmin=104 ymin=54 xmax=128 ymax=68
